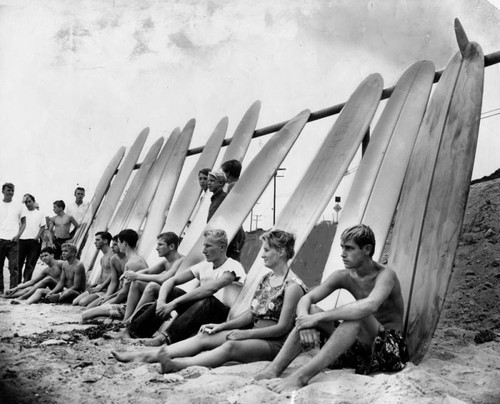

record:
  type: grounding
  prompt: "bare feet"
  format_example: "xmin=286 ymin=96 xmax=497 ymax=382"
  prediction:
xmin=253 ymin=365 xmax=281 ymax=381
xmin=158 ymin=346 xmax=181 ymax=374
xmin=266 ymin=374 xmax=306 ymax=394
xmin=104 ymin=329 xmax=130 ymax=340
xmin=143 ymin=334 xmax=167 ymax=347
xmin=111 ymin=350 xmax=134 ymax=363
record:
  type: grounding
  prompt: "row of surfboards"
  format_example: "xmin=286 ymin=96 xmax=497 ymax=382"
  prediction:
xmin=74 ymin=20 xmax=484 ymax=364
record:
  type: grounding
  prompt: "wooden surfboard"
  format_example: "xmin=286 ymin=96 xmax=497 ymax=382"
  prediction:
xmin=318 ymin=61 xmax=435 ymax=310
xmin=229 ymin=74 xmax=384 ymax=318
xmin=138 ymin=119 xmax=195 ymax=258
xmin=107 ymin=137 xmax=164 ymax=237
xmin=73 ymin=146 xmax=126 ymax=253
xmin=175 ymin=109 xmax=311 ymax=275
xmin=177 ymin=101 xmax=261 ymax=254
xmin=161 ymin=117 xmax=228 ymax=238
xmin=125 ymin=128 xmax=181 ymax=232
xmin=80 ymin=128 xmax=149 ymax=271
xmin=391 ymin=43 xmax=484 ymax=363
xmin=220 ymin=100 xmax=261 ymax=163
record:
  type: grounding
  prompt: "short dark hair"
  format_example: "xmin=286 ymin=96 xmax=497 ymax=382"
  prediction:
xmin=199 ymin=168 xmax=210 ymax=176
xmin=2 ymin=183 xmax=14 ymax=191
xmin=112 ymin=235 xmax=119 ymax=242
xmin=157 ymin=232 xmax=180 ymax=249
xmin=260 ymin=229 xmax=295 ymax=260
xmin=75 ymin=187 xmax=85 ymax=193
xmin=53 ymin=200 xmax=66 ymax=210
xmin=40 ymin=246 xmax=55 ymax=256
xmin=95 ymin=231 xmax=112 ymax=244
xmin=118 ymin=229 xmax=139 ymax=249
xmin=341 ymin=224 xmax=376 ymax=257
xmin=24 ymin=193 xmax=36 ymax=203
xmin=221 ymin=160 xmax=242 ymax=179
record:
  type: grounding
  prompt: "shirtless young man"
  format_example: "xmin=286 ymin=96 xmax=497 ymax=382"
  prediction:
xmin=48 ymin=200 xmax=79 ymax=259
xmin=121 ymin=232 xmax=184 ymax=324
xmin=43 ymin=243 xmax=86 ymax=304
xmin=4 ymin=247 xmax=63 ymax=301
xmin=73 ymin=231 xmax=115 ymax=307
xmin=81 ymin=229 xmax=147 ymax=322
xmin=254 ymin=224 xmax=409 ymax=393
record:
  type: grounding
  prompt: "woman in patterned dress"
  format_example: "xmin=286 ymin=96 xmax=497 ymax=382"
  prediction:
xmin=112 ymin=229 xmax=308 ymax=373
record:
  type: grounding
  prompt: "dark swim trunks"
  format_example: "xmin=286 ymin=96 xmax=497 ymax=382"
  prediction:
xmin=328 ymin=327 xmax=409 ymax=375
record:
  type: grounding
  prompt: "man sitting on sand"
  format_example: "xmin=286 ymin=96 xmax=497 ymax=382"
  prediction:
xmin=84 ymin=235 xmax=127 ymax=308
xmin=4 ymin=247 xmax=63 ymax=302
xmin=48 ymin=200 xmax=79 ymax=259
xmin=120 ymin=232 xmax=184 ymax=324
xmin=72 ymin=231 xmax=115 ymax=307
xmin=126 ymin=229 xmax=246 ymax=346
xmin=254 ymin=224 xmax=409 ymax=393
xmin=42 ymin=243 xmax=86 ymax=304
xmin=81 ymin=229 xmax=147 ymax=322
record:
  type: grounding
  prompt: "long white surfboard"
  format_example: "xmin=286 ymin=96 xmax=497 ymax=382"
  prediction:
xmin=177 ymin=101 xmax=262 ymax=253
xmin=392 ymin=43 xmax=484 ymax=363
xmin=220 ymin=100 xmax=261 ymax=163
xmin=229 ymin=74 xmax=384 ymax=318
xmin=107 ymin=137 xmax=164 ymax=237
xmin=74 ymin=146 xmax=126 ymax=253
xmin=161 ymin=117 xmax=228 ymax=238
xmin=80 ymin=128 xmax=149 ymax=271
xmin=125 ymin=128 xmax=181 ymax=232
xmin=138 ymin=120 xmax=195 ymax=258
xmin=318 ymin=60 xmax=435 ymax=310
xmin=176 ymin=110 xmax=311 ymax=277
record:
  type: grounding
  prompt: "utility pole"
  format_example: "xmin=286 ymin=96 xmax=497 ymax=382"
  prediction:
xmin=249 ymin=202 xmax=260 ymax=231
xmin=253 ymin=214 xmax=262 ymax=230
xmin=273 ymin=168 xmax=286 ymax=225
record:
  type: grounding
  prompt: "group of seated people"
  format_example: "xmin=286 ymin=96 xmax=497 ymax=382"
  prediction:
xmin=3 ymin=221 xmax=409 ymax=393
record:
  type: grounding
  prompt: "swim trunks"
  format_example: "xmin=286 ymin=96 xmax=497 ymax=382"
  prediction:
xmin=328 ymin=327 xmax=409 ymax=374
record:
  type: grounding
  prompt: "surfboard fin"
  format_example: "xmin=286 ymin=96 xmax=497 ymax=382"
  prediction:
xmin=454 ymin=18 xmax=469 ymax=56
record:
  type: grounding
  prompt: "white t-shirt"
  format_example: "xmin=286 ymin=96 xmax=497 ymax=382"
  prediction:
xmin=190 ymin=257 xmax=246 ymax=307
xmin=20 ymin=208 xmax=46 ymax=240
xmin=0 ymin=201 xmax=22 ymax=240
xmin=66 ymin=201 xmax=89 ymax=224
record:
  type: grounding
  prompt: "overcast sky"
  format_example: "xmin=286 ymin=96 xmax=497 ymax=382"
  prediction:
xmin=1 ymin=0 xmax=499 ymax=230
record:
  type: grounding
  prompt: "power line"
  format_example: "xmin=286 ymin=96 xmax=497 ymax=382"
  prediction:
xmin=481 ymin=111 xmax=500 ymax=120
xmin=482 ymin=107 xmax=500 ymax=116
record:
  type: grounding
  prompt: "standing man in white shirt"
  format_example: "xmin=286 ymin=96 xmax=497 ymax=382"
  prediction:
xmin=66 ymin=187 xmax=89 ymax=225
xmin=18 ymin=193 xmax=46 ymax=282
xmin=0 ymin=183 xmax=24 ymax=293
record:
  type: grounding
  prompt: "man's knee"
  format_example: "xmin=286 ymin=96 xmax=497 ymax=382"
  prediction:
xmin=144 ymin=282 xmax=159 ymax=297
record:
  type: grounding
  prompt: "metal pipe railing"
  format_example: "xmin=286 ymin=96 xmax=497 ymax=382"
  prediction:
xmin=183 ymin=50 xmax=500 ymax=157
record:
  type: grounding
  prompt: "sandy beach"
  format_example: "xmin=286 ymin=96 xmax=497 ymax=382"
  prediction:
xmin=1 ymin=178 xmax=500 ymax=404
xmin=0 ymin=298 xmax=499 ymax=404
